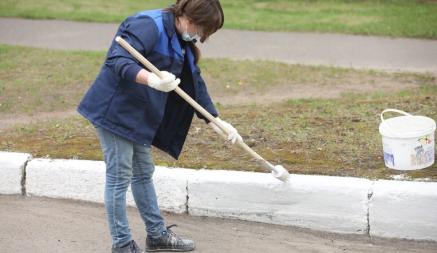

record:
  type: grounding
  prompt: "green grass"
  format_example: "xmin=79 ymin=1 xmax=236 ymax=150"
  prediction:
xmin=1 ymin=0 xmax=437 ymax=38
xmin=1 ymin=44 xmax=436 ymax=181
xmin=0 ymin=45 xmax=104 ymax=114
xmin=1 ymin=44 xmax=433 ymax=115
xmin=1 ymin=85 xmax=436 ymax=180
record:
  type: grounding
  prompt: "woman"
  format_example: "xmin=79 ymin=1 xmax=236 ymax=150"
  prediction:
xmin=77 ymin=0 xmax=241 ymax=252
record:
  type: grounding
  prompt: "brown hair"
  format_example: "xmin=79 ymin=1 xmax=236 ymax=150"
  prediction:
xmin=168 ymin=0 xmax=224 ymax=63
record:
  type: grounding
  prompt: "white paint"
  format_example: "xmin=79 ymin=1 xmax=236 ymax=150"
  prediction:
xmin=0 ymin=151 xmax=31 ymax=194
xmin=369 ymin=180 xmax=437 ymax=241
xmin=26 ymin=159 xmax=190 ymax=213
xmin=188 ymin=170 xmax=371 ymax=234
xmin=26 ymin=159 xmax=106 ymax=203
xmin=3 ymin=152 xmax=437 ymax=241
xmin=151 ymin=166 xmax=195 ymax=213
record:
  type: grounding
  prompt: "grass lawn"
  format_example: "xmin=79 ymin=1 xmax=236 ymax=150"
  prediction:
xmin=0 ymin=0 xmax=436 ymax=39
xmin=1 ymin=45 xmax=436 ymax=181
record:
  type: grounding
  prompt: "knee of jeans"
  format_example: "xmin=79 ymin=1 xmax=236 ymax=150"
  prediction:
xmin=132 ymin=161 xmax=155 ymax=181
xmin=132 ymin=170 xmax=154 ymax=184
xmin=106 ymin=170 xmax=133 ymax=185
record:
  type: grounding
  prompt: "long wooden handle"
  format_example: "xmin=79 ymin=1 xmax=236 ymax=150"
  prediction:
xmin=115 ymin=36 xmax=275 ymax=172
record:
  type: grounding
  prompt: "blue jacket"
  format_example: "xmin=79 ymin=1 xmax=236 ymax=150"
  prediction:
xmin=77 ymin=9 xmax=218 ymax=159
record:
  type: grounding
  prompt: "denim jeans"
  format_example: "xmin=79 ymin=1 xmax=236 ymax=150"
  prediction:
xmin=96 ymin=127 xmax=166 ymax=248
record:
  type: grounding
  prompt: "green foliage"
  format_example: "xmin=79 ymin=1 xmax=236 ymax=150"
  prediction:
xmin=0 ymin=45 xmax=105 ymax=114
xmin=0 ymin=0 xmax=436 ymax=38
xmin=1 ymin=45 xmax=436 ymax=180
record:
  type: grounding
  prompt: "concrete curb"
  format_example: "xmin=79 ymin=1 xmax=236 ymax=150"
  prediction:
xmin=370 ymin=180 xmax=437 ymax=241
xmin=1 ymin=151 xmax=436 ymax=241
xmin=188 ymin=169 xmax=370 ymax=234
xmin=0 ymin=151 xmax=31 ymax=194
xmin=25 ymin=158 xmax=193 ymax=214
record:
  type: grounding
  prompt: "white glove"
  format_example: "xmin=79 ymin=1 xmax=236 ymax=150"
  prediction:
xmin=209 ymin=117 xmax=243 ymax=144
xmin=147 ymin=71 xmax=180 ymax=92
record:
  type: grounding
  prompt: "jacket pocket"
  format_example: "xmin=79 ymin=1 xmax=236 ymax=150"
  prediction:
xmin=104 ymin=90 xmax=147 ymax=132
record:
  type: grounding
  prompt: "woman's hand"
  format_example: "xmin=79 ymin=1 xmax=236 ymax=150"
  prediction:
xmin=143 ymin=70 xmax=180 ymax=92
xmin=209 ymin=117 xmax=243 ymax=144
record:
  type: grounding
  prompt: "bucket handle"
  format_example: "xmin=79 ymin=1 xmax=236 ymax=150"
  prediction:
xmin=380 ymin=109 xmax=413 ymax=137
xmin=380 ymin=109 xmax=413 ymax=123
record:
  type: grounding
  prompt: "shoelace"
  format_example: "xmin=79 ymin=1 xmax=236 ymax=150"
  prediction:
xmin=165 ymin=224 xmax=183 ymax=245
xmin=129 ymin=240 xmax=142 ymax=253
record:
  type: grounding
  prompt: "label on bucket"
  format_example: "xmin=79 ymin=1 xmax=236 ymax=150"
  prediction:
xmin=381 ymin=133 xmax=435 ymax=170
xmin=384 ymin=152 xmax=395 ymax=167
xmin=382 ymin=142 xmax=395 ymax=167
xmin=410 ymin=135 xmax=434 ymax=166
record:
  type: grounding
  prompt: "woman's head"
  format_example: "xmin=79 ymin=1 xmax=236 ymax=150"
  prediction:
xmin=171 ymin=0 xmax=224 ymax=43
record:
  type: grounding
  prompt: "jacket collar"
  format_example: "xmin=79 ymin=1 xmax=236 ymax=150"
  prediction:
xmin=162 ymin=9 xmax=186 ymax=60
xmin=162 ymin=9 xmax=176 ymax=38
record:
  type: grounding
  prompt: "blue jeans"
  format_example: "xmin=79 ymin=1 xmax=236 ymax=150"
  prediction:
xmin=96 ymin=127 xmax=166 ymax=248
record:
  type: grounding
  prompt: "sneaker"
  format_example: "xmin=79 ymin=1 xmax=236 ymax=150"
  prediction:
xmin=112 ymin=240 xmax=144 ymax=253
xmin=146 ymin=225 xmax=195 ymax=252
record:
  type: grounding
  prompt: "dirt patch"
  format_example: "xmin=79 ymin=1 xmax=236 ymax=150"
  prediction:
xmin=0 ymin=110 xmax=78 ymax=131
xmin=0 ymin=76 xmax=429 ymax=130
xmin=211 ymin=80 xmax=420 ymax=105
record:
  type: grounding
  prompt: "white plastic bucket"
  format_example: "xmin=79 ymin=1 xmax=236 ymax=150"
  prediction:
xmin=379 ymin=109 xmax=436 ymax=170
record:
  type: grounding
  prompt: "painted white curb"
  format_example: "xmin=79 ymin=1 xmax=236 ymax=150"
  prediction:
xmin=152 ymin=166 xmax=195 ymax=213
xmin=26 ymin=159 xmax=190 ymax=213
xmin=26 ymin=159 xmax=106 ymax=202
xmin=370 ymin=180 xmax=437 ymax=241
xmin=0 ymin=151 xmax=31 ymax=194
xmin=188 ymin=169 xmax=371 ymax=234
xmin=2 ymin=151 xmax=437 ymax=241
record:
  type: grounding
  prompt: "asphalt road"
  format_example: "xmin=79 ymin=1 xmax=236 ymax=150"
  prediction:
xmin=1 ymin=195 xmax=436 ymax=253
xmin=1 ymin=18 xmax=437 ymax=74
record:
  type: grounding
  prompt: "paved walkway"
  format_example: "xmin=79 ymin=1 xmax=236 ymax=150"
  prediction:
xmin=1 ymin=18 xmax=437 ymax=74
xmin=2 ymin=195 xmax=437 ymax=253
